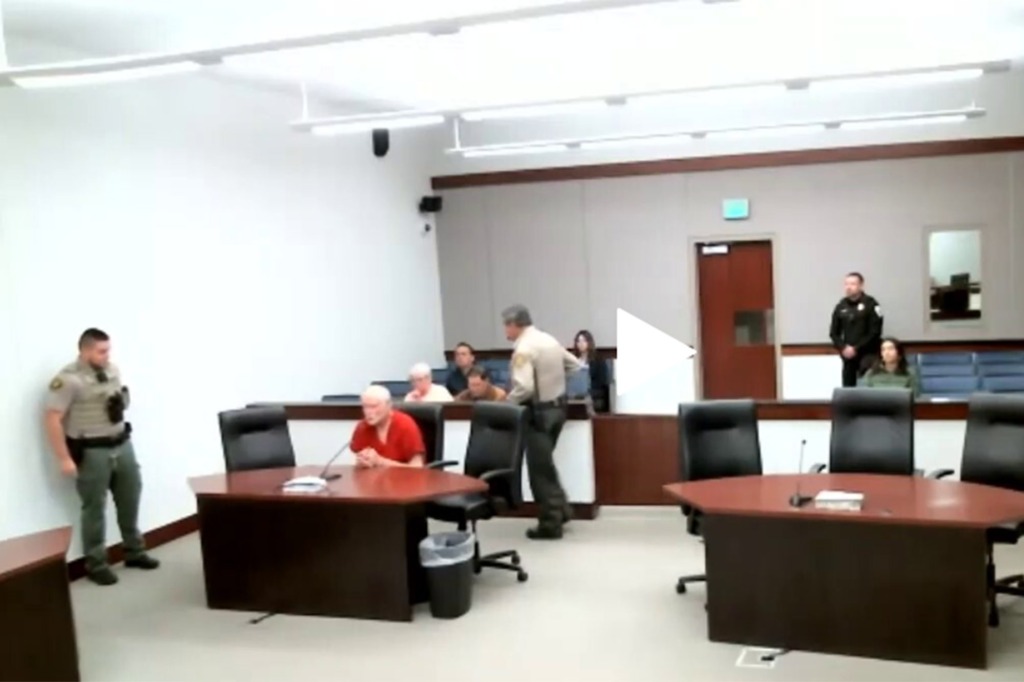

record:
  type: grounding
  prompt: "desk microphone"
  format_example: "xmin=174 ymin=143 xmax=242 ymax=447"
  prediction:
xmin=318 ymin=440 xmax=352 ymax=482
xmin=789 ymin=438 xmax=813 ymax=508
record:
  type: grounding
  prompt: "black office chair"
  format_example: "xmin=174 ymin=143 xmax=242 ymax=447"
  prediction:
xmin=394 ymin=402 xmax=445 ymax=465
xmin=218 ymin=406 xmax=296 ymax=472
xmin=930 ymin=394 xmax=1024 ymax=627
xmin=427 ymin=403 xmax=529 ymax=582
xmin=811 ymin=388 xmax=915 ymax=475
xmin=676 ymin=400 xmax=763 ymax=595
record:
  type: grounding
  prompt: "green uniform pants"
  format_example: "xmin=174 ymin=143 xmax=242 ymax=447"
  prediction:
xmin=525 ymin=404 xmax=568 ymax=530
xmin=75 ymin=440 xmax=146 ymax=573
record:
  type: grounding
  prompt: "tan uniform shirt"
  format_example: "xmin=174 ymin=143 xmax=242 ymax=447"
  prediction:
xmin=45 ymin=360 xmax=128 ymax=438
xmin=508 ymin=326 xmax=582 ymax=404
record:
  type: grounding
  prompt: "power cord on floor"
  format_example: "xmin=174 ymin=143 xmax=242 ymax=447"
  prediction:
xmin=249 ymin=612 xmax=276 ymax=625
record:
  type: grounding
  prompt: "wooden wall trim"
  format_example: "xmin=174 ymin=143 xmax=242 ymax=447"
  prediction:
xmin=782 ymin=340 xmax=1024 ymax=356
xmin=591 ymin=401 xmax=970 ymax=422
xmin=448 ymin=340 xmax=1024 ymax=359
xmin=67 ymin=514 xmax=198 ymax=581
xmin=273 ymin=401 xmax=591 ymax=421
xmin=432 ymin=136 xmax=1024 ymax=189
xmin=443 ymin=347 xmax=618 ymax=361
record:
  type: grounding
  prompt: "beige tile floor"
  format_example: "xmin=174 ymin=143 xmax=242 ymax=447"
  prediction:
xmin=70 ymin=507 xmax=1024 ymax=682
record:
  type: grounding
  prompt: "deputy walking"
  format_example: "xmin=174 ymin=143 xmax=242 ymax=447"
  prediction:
xmin=44 ymin=328 xmax=159 ymax=585
xmin=502 ymin=305 xmax=582 ymax=540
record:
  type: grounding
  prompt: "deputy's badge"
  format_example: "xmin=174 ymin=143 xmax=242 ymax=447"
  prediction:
xmin=857 ymin=302 xmax=865 ymax=311
xmin=513 ymin=353 xmax=527 ymax=368
xmin=49 ymin=377 xmax=64 ymax=391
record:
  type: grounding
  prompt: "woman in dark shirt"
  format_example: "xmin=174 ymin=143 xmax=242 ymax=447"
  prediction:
xmin=574 ymin=330 xmax=610 ymax=413
xmin=860 ymin=337 xmax=920 ymax=397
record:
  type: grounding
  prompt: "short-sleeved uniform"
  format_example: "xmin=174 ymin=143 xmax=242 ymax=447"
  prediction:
xmin=507 ymin=326 xmax=582 ymax=530
xmin=46 ymin=360 xmax=128 ymax=438
xmin=351 ymin=410 xmax=426 ymax=464
xmin=46 ymin=359 xmax=145 ymax=574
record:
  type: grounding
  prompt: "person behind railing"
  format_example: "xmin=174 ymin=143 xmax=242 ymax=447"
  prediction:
xmin=405 ymin=362 xmax=453 ymax=403
xmin=445 ymin=342 xmax=475 ymax=396
xmin=573 ymin=329 xmax=610 ymax=413
xmin=859 ymin=337 xmax=919 ymax=397
xmin=454 ymin=365 xmax=507 ymax=402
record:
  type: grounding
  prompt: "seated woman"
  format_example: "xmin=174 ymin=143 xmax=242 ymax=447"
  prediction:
xmin=860 ymin=337 xmax=919 ymax=397
xmin=574 ymin=329 xmax=610 ymax=413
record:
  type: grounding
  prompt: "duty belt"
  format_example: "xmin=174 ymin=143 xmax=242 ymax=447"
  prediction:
xmin=69 ymin=422 xmax=132 ymax=449
xmin=533 ymin=396 xmax=568 ymax=410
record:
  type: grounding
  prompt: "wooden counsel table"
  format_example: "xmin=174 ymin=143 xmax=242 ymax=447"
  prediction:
xmin=189 ymin=465 xmax=487 ymax=622
xmin=665 ymin=474 xmax=1024 ymax=669
xmin=0 ymin=527 xmax=80 ymax=682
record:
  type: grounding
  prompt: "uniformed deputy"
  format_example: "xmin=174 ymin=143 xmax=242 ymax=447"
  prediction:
xmin=829 ymin=272 xmax=884 ymax=387
xmin=44 ymin=328 xmax=159 ymax=586
xmin=503 ymin=305 xmax=582 ymax=540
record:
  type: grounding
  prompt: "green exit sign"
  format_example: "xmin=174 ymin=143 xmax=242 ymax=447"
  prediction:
xmin=722 ymin=198 xmax=750 ymax=220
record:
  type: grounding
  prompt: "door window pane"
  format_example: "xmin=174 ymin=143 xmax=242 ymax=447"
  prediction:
xmin=735 ymin=310 xmax=774 ymax=346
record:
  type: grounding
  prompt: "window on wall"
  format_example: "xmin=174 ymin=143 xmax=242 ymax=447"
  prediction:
xmin=928 ymin=229 xmax=982 ymax=322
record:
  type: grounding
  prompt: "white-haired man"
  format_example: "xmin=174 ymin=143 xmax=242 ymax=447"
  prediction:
xmin=404 ymin=362 xmax=453 ymax=403
xmin=351 ymin=385 xmax=426 ymax=468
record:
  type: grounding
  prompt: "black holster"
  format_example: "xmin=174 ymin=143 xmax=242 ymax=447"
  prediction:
xmin=106 ymin=393 xmax=126 ymax=424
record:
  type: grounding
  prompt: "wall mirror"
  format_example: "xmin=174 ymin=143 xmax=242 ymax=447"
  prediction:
xmin=928 ymin=229 xmax=982 ymax=322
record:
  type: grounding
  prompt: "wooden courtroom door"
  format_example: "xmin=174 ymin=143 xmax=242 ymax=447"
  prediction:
xmin=696 ymin=240 xmax=778 ymax=399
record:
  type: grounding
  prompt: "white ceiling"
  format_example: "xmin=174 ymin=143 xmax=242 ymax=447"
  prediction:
xmin=5 ymin=0 xmax=1024 ymax=114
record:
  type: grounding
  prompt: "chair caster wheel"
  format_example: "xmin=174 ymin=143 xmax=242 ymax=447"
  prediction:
xmin=511 ymin=554 xmax=521 ymax=567
xmin=676 ymin=581 xmax=687 ymax=594
xmin=517 ymin=571 xmax=529 ymax=583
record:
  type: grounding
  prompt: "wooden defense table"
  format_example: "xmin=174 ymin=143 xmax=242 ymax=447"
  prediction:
xmin=664 ymin=474 xmax=1024 ymax=669
xmin=0 ymin=527 xmax=79 ymax=682
xmin=189 ymin=465 xmax=487 ymax=622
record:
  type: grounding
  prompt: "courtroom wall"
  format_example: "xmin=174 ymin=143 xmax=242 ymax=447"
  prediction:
xmin=437 ymin=152 xmax=1024 ymax=349
xmin=0 ymin=39 xmax=444 ymax=548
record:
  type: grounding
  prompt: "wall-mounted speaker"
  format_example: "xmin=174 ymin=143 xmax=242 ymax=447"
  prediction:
xmin=372 ymin=129 xmax=390 ymax=158
xmin=419 ymin=196 xmax=443 ymax=213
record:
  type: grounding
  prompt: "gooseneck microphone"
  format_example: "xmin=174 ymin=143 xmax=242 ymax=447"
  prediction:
xmin=789 ymin=438 xmax=813 ymax=508
xmin=318 ymin=440 xmax=351 ymax=482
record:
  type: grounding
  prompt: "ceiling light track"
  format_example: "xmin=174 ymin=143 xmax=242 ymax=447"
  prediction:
xmin=446 ymin=107 xmax=985 ymax=157
xmin=0 ymin=0 xmax=691 ymax=88
xmin=290 ymin=60 xmax=1008 ymax=132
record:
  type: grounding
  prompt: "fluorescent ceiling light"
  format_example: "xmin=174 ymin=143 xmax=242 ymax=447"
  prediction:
xmin=811 ymin=68 xmax=984 ymax=93
xmin=310 ymin=114 xmax=445 ymax=135
xmin=629 ymin=84 xmax=784 ymax=105
xmin=705 ymin=124 xmax=826 ymax=140
xmin=839 ymin=114 xmax=969 ymax=131
xmin=462 ymin=144 xmax=569 ymax=158
xmin=11 ymin=61 xmax=202 ymax=89
xmin=580 ymin=134 xmax=693 ymax=150
xmin=461 ymin=101 xmax=607 ymax=122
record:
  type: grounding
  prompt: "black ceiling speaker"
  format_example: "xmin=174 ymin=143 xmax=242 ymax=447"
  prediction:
xmin=419 ymin=196 xmax=443 ymax=213
xmin=372 ymin=129 xmax=390 ymax=158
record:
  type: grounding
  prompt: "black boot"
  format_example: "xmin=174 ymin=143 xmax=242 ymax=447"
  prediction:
xmin=125 ymin=555 xmax=160 ymax=570
xmin=88 ymin=568 xmax=119 ymax=586
xmin=526 ymin=525 xmax=563 ymax=540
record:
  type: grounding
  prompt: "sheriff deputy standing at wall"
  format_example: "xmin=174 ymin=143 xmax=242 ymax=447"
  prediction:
xmin=44 ymin=328 xmax=160 ymax=586
xmin=829 ymin=271 xmax=884 ymax=388
xmin=502 ymin=305 xmax=582 ymax=540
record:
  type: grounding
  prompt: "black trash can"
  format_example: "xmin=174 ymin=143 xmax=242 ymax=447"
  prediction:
xmin=419 ymin=531 xmax=475 ymax=619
